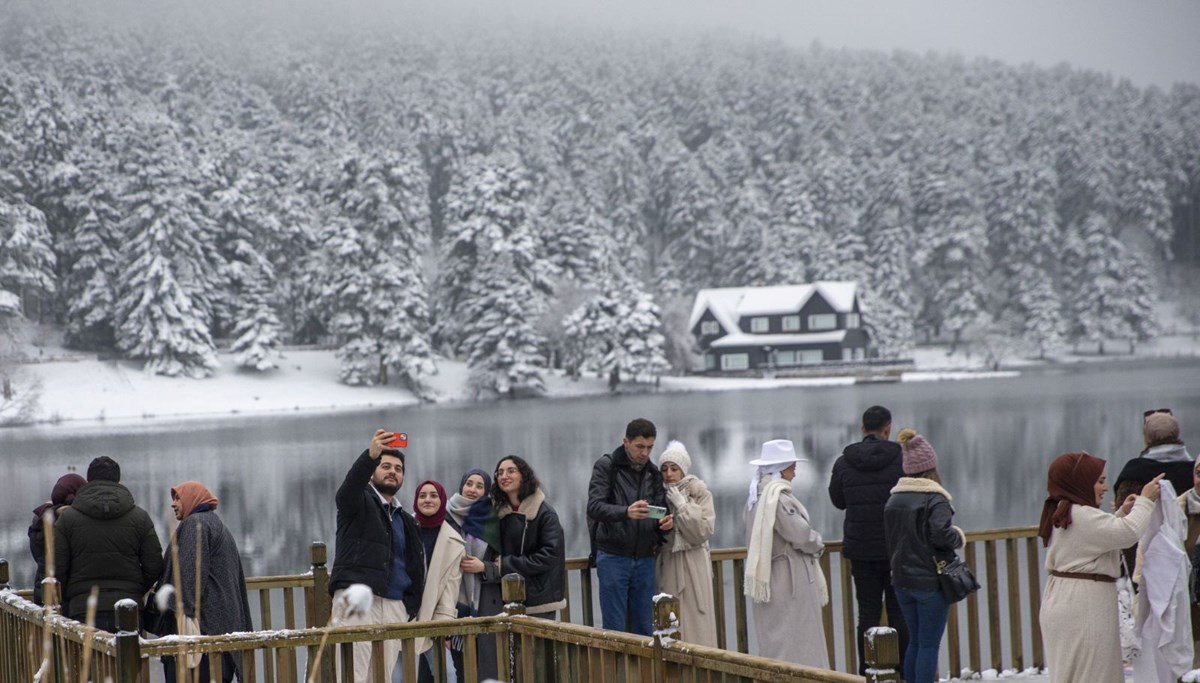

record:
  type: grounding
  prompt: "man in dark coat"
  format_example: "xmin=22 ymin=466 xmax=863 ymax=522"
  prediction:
xmin=155 ymin=480 xmax=253 ymax=683
xmin=53 ymin=456 xmax=163 ymax=632
xmin=329 ymin=429 xmax=425 ymax=683
xmin=587 ymin=417 xmax=674 ymax=636
xmin=828 ymin=405 xmax=909 ymax=675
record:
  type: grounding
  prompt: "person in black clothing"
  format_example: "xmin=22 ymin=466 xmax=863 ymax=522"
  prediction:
xmin=828 ymin=405 xmax=909 ymax=675
xmin=587 ymin=418 xmax=674 ymax=635
xmin=1113 ymin=410 xmax=1192 ymax=574
xmin=29 ymin=472 xmax=86 ymax=605
xmin=329 ymin=430 xmax=426 ymax=683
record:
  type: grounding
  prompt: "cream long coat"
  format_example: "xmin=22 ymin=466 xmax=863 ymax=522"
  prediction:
xmin=657 ymin=475 xmax=718 ymax=648
xmin=1040 ymin=497 xmax=1153 ymax=683
xmin=743 ymin=482 xmax=829 ymax=669
xmin=413 ymin=522 xmax=465 ymax=654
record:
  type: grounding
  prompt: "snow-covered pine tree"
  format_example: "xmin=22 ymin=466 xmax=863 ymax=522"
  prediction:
xmin=0 ymin=179 xmax=56 ymax=321
xmin=112 ymin=116 xmax=220 ymax=377
xmin=561 ymin=277 xmax=671 ymax=390
xmin=1061 ymin=213 xmax=1155 ymax=354
xmin=859 ymin=160 xmax=916 ymax=359
xmin=317 ymin=150 xmax=436 ymax=397
xmin=441 ymin=152 xmax=551 ymax=397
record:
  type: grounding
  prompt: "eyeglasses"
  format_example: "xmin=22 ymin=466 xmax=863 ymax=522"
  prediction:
xmin=1143 ymin=408 xmax=1173 ymax=418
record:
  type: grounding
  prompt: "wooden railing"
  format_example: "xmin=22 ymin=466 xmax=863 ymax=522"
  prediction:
xmin=3 ymin=525 xmax=1046 ymax=681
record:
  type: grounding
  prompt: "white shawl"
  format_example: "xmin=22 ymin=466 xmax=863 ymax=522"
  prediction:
xmin=1133 ymin=479 xmax=1193 ymax=682
xmin=745 ymin=476 xmax=791 ymax=604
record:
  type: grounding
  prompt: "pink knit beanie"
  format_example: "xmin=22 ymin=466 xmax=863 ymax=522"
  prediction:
xmin=898 ymin=428 xmax=938 ymax=475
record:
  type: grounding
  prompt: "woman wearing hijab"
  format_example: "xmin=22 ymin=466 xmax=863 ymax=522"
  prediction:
xmin=655 ymin=440 xmax=718 ymax=648
xmin=157 ymin=481 xmax=253 ymax=683
xmin=1039 ymin=452 xmax=1162 ymax=683
xmin=411 ymin=480 xmax=465 ymax=683
xmin=29 ymin=472 xmax=87 ymax=605
xmin=883 ymin=429 xmax=963 ymax=683
xmin=743 ymin=439 xmax=828 ymax=668
xmin=447 ymin=468 xmax=502 ymax=682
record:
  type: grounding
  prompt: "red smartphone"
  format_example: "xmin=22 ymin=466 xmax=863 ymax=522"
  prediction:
xmin=386 ymin=432 xmax=408 ymax=449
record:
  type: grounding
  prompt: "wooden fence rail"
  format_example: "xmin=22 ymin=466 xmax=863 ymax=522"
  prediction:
xmin=3 ymin=525 xmax=1046 ymax=680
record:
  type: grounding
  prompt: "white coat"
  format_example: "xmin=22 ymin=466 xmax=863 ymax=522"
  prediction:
xmin=413 ymin=523 xmax=465 ymax=654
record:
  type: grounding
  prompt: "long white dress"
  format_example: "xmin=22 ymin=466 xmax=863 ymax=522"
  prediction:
xmin=1040 ymin=497 xmax=1153 ymax=683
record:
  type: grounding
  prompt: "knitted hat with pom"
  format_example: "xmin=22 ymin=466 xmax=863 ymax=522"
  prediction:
xmin=659 ymin=440 xmax=692 ymax=476
xmin=898 ymin=428 xmax=938 ymax=475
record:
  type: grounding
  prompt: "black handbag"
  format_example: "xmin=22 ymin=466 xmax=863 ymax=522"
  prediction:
xmin=934 ymin=555 xmax=980 ymax=603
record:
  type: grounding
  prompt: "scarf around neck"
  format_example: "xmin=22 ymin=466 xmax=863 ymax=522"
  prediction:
xmin=745 ymin=476 xmax=792 ymax=603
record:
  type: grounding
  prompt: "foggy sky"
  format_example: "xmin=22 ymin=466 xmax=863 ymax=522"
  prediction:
xmin=417 ymin=0 xmax=1200 ymax=89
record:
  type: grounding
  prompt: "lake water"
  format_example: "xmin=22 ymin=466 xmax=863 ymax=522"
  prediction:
xmin=3 ymin=359 xmax=1198 ymax=590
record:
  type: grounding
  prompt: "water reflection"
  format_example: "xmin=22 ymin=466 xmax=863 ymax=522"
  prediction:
xmin=2 ymin=361 xmax=1197 ymax=590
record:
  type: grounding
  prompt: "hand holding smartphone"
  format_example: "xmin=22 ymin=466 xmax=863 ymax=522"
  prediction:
xmin=386 ymin=432 xmax=409 ymax=449
xmin=646 ymin=505 xmax=668 ymax=520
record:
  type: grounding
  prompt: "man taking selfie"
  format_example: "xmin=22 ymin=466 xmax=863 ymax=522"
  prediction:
xmin=329 ymin=430 xmax=424 ymax=683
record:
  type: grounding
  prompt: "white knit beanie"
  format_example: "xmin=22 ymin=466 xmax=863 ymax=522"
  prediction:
xmin=659 ymin=440 xmax=692 ymax=476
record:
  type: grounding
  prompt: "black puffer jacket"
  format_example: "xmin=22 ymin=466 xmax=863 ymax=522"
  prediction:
xmin=883 ymin=477 xmax=964 ymax=592
xmin=53 ymin=481 xmax=163 ymax=620
xmin=829 ymin=435 xmax=904 ymax=561
xmin=329 ymin=450 xmax=426 ymax=617
xmin=587 ymin=446 xmax=667 ymax=559
xmin=498 ymin=488 xmax=566 ymax=613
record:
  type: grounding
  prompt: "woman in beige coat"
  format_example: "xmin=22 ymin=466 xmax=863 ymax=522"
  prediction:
xmin=743 ymin=439 xmax=828 ymax=668
xmin=1038 ymin=453 xmax=1161 ymax=683
xmin=412 ymin=480 xmax=465 ymax=683
xmin=656 ymin=441 xmax=718 ymax=648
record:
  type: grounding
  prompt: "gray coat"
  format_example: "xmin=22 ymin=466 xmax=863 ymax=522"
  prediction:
xmin=744 ymin=485 xmax=829 ymax=669
xmin=159 ymin=509 xmax=253 ymax=681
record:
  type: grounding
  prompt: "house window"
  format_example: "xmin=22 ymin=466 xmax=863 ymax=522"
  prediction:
xmin=782 ymin=315 xmax=801 ymax=332
xmin=842 ymin=348 xmax=852 ymax=361
xmin=721 ymin=353 xmax=750 ymax=371
xmin=799 ymin=349 xmax=824 ymax=364
xmin=854 ymin=347 xmax=865 ymax=361
xmin=808 ymin=314 xmax=837 ymax=331
xmin=704 ymin=353 xmax=717 ymax=370
xmin=846 ymin=313 xmax=860 ymax=329
xmin=700 ymin=320 xmax=720 ymax=336
xmin=775 ymin=350 xmax=796 ymax=366
xmin=750 ymin=317 xmax=769 ymax=333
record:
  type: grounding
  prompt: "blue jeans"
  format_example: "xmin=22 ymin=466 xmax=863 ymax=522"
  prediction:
xmin=596 ymin=551 xmax=656 ymax=635
xmin=895 ymin=587 xmax=949 ymax=683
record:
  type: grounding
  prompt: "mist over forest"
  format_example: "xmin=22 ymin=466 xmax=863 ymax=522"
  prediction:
xmin=2 ymin=0 xmax=1199 ymax=398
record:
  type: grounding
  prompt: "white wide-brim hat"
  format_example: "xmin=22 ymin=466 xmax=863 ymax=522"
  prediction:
xmin=748 ymin=439 xmax=806 ymax=466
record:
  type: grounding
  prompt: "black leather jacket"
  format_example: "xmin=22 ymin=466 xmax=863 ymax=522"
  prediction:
xmin=329 ymin=450 xmax=426 ymax=617
xmin=883 ymin=479 xmax=963 ymax=592
xmin=498 ymin=488 xmax=565 ymax=613
xmin=587 ymin=446 xmax=667 ymax=559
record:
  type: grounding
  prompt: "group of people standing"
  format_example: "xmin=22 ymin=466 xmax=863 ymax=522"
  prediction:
xmin=30 ymin=457 xmax=252 ymax=682
xmin=27 ymin=407 xmax=1195 ymax=683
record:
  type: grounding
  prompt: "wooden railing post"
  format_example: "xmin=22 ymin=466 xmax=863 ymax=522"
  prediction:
xmin=114 ymin=600 xmax=142 ymax=683
xmin=0 ymin=558 xmax=8 ymax=589
xmin=502 ymin=574 xmax=526 ymax=682
xmin=309 ymin=542 xmax=334 ymax=683
xmin=863 ymin=627 xmax=901 ymax=682
xmin=652 ymin=594 xmax=680 ymax=683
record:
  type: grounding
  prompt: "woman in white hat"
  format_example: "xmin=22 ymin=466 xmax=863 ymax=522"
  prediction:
xmin=656 ymin=440 xmax=718 ymax=648
xmin=744 ymin=439 xmax=829 ymax=668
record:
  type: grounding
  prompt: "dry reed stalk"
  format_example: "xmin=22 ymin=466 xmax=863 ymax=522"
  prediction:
xmin=167 ymin=513 xmax=188 ymax=683
xmin=191 ymin=525 xmax=202 ymax=683
xmin=38 ymin=510 xmax=56 ymax=683
xmin=78 ymin=585 xmax=99 ymax=683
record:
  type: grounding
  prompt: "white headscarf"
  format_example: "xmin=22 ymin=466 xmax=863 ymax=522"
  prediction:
xmin=746 ymin=462 xmax=794 ymax=510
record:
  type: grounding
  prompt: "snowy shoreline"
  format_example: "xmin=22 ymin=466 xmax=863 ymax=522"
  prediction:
xmin=9 ymin=337 xmax=1199 ymax=429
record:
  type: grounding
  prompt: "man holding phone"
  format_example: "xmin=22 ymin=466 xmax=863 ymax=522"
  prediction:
xmin=329 ymin=430 xmax=424 ymax=683
xmin=587 ymin=418 xmax=674 ymax=636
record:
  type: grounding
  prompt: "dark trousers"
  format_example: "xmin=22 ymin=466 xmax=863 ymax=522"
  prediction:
xmin=850 ymin=559 xmax=908 ymax=676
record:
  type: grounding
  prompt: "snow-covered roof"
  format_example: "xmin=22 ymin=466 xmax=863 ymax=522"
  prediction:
xmin=688 ymin=282 xmax=860 ymax=331
xmin=710 ymin=330 xmax=848 ymax=348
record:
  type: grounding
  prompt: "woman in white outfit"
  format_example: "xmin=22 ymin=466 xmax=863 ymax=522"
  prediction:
xmin=743 ymin=439 xmax=829 ymax=668
xmin=656 ymin=440 xmax=718 ymax=648
xmin=1038 ymin=451 xmax=1161 ymax=683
